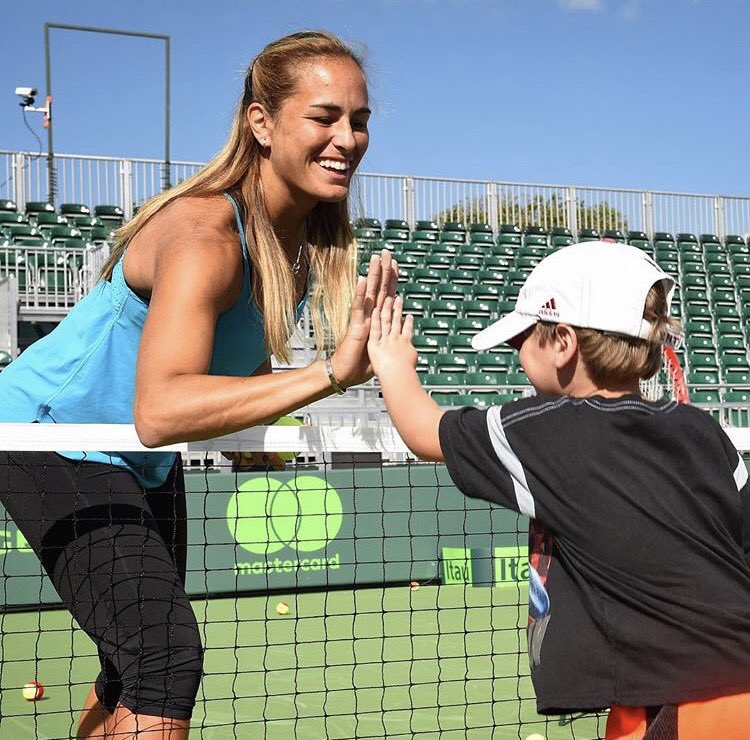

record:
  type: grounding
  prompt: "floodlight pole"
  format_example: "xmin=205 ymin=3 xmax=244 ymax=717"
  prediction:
xmin=44 ymin=23 xmax=171 ymax=206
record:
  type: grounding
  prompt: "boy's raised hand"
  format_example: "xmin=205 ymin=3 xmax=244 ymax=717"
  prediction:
xmin=367 ymin=295 xmax=417 ymax=378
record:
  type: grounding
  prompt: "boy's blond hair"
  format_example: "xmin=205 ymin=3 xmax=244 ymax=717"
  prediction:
xmin=536 ymin=282 xmax=680 ymax=386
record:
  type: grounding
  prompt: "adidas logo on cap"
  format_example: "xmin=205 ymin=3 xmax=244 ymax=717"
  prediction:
xmin=538 ymin=297 xmax=559 ymax=319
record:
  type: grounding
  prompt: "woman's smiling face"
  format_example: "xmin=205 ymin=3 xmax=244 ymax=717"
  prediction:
xmin=261 ymin=57 xmax=370 ymax=206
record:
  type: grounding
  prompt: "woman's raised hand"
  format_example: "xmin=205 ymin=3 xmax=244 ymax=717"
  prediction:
xmin=329 ymin=249 xmax=398 ymax=389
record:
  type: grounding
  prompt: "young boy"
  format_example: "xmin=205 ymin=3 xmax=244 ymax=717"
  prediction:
xmin=367 ymin=242 xmax=750 ymax=739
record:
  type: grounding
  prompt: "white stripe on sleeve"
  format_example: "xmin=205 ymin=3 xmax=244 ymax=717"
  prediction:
xmin=734 ymin=454 xmax=748 ymax=491
xmin=486 ymin=406 xmax=536 ymax=518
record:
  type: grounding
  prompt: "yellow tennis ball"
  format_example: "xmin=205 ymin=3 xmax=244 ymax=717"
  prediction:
xmin=23 ymin=680 xmax=44 ymax=701
xmin=272 ymin=416 xmax=303 ymax=462
xmin=276 ymin=601 xmax=290 ymax=616
xmin=525 ymin=734 xmax=546 ymax=740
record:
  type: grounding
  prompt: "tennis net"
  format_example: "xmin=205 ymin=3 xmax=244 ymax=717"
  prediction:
xmin=9 ymin=421 xmax=746 ymax=739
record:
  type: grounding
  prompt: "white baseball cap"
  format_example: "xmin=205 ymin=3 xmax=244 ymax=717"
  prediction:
xmin=471 ymin=241 xmax=676 ymax=351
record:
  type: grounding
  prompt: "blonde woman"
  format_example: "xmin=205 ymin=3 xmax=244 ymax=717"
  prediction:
xmin=0 ymin=31 xmax=394 ymax=739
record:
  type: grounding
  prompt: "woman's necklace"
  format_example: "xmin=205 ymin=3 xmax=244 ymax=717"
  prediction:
xmin=292 ymin=242 xmax=306 ymax=275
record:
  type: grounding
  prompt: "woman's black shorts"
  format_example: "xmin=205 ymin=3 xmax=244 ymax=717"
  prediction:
xmin=0 ymin=451 xmax=203 ymax=720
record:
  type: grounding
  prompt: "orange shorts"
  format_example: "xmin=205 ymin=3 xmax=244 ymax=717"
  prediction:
xmin=606 ymin=692 xmax=750 ymax=740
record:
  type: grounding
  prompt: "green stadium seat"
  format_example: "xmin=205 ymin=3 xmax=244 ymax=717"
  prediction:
xmin=446 ymin=268 xmax=477 ymax=286
xmin=723 ymin=391 xmax=750 ymax=425
xmin=717 ymin=320 xmax=743 ymax=337
xmin=426 ymin=299 xmax=460 ymax=318
xmin=720 ymin=353 xmax=750 ymax=371
xmin=704 ymin=251 xmax=727 ymax=265
xmin=403 ymin=282 xmax=434 ymax=301
xmin=700 ymin=234 xmax=721 ymax=246
xmin=432 ymin=355 xmax=470 ymax=373
xmin=471 ymin=284 xmax=502 ymax=301
xmin=424 ymin=255 xmax=452 ymax=271
xmin=59 ymin=203 xmax=91 ymax=217
xmin=430 ymin=393 xmax=465 ymax=406
xmin=733 ymin=264 xmax=750 ymax=277
xmin=412 ymin=268 xmax=443 ymax=285
xmin=503 ymin=285 xmax=521 ymax=299
xmin=448 ymin=335 xmax=479 ymax=356
xmin=385 ymin=219 xmax=409 ymax=231
xmin=690 ymin=389 xmax=721 ymax=404
xmin=505 ymin=270 xmax=528 ymax=287
xmin=715 ymin=305 xmax=740 ymax=321
xmin=440 ymin=231 xmax=465 ymax=244
xmin=709 ymin=274 xmax=733 ymax=290
xmin=684 ymin=285 xmax=708 ymax=303
xmin=8 ymin=224 xmax=40 ymax=239
xmin=707 ymin=263 xmax=730 ymax=276
xmin=469 ymin=222 xmax=493 ymax=234
xmin=469 ymin=232 xmax=494 ymax=245
xmin=34 ymin=212 xmax=67 ymax=228
xmin=676 ymin=233 xmax=698 ymax=244
xmin=682 ymin=274 xmax=707 ymax=289
xmin=523 ymin=234 xmax=548 ymax=247
xmin=476 ymin=269 xmax=503 ymax=286
xmin=602 ymin=229 xmax=626 ymax=243
xmin=414 ymin=220 xmax=438 ymax=232
xmin=430 ymin=242 xmax=459 ymax=257
xmin=685 ymin=304 xmax=711 ymax=319
xmin=463 ymin=372 xmax=504 ymax=387
xmin=459 ymin=244 xmax=487 ymax=257
xmin=71 ymin=215 xmax=102 ymax=229
xmin=354 ymin=227 xmax=379 ymax=241
xmin=462 ymin=299 xmax=498 ymax=319
xmin=515 ymin=255 xmax=541 ymax=271
xmin=484 ymin=255 xmax=513 ymax=272
xmin=436 ymin=284 xmax=472 ymax=301
xmin=397 ymin=242 xmax=429 ymax=258
xmin=686 ymin=370 xmax=719 ymax=385
xmin=507 ymin=370 xmax=530 ymax=385
xmin=93 ymin=204 xmax=124 ymax=221
xmin=578 ymin=228 xmax=600 ymax=242
xmin=655 ymin=247 xmax=678 ymax=263
xmin=354 ymin=218 xmax=381 ymax=231
xmin=416 ymin=318 xmax=451 ymax=336
xmin=48 ymin=226 xmax=82 ymax=244
xmin=497 ymin=225 xmax=521 ymax=246
xmin=412 ymin=335 xmax=443 ymax=355
xmin=455 ymin=255 xmax=482 ymax=271
xmin=0 ymin=200 xmax=17 ymax=212
xmin=454 ymin=318 xmax=487 ymax=336
xmin=382 ymin=228 xmax=409 ymax=242
xmin=686 ymin=335 xmax=715 ymax=350
xmin=25 ymin=201 xmax=55 ymax=216
xmin=688 ymin=349 xmax=719 ymax=369
xmin=410 ymin=229 xmax=439 ymax=244
xmin=653 ymin=232 xmax=675 ymax=247
xmin=474 ymin=353 xmax=515 ymax=372
xmin=725 ymin=234 xmax=747 ymax=246
xmin=723 ymin=372 xmax=750 ymax=387
xmin=685 ymin=318 xmax=712 ymax=335
xmin=403 ymin=298 xmax=427 ymax=317
xmin=0 ymin=212 xmax=26 ymax=227
xmin=712 ymin=287 xmax=736 ymax=305
xmin=442 ymin=221 xmax=466 ymax=234
xmin=629 ymin=234 xmax=653 ymax=252
xmin=731 ymin=253 xmax=750 ymax=266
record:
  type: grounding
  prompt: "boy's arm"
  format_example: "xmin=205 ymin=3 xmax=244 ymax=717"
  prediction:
xmin=367 ymin=296 xmax=445 ymax=462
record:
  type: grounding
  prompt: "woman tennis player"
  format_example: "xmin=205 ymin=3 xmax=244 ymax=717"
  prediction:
xmin=0 ymin=31 xmax=394 ymax=739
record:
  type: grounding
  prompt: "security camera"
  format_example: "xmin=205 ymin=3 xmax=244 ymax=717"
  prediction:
xmin=15 ymin=86 xmax=38 ymax=107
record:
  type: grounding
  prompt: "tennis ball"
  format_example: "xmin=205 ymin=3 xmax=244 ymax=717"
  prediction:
xmin=276 ymin=601 xmax=290 ymax=616
xmin=525 ymin=734 xmax=546 ymax=740
xmin=22 ymin=680 xmax=44 ymax=701
xmin=272 ymin=416 xmax=303 ymax=463
xmin=410 ymin=581 xmax=420 ymax=591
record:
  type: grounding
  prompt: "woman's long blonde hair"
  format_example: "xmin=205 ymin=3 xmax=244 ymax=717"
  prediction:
xmin=100 ymin=31 xmax=363 ymax=363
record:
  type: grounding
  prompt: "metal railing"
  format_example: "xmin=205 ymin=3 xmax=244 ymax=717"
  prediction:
xmin=3 ymin=149 xmax=749 ymax=239
xmin=0 ymin=275 xmax=17 ymax=360
xmin=0 ymin=241 xmax=109 ymax=316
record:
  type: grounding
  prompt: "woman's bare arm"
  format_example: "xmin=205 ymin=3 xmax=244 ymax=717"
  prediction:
xmin=133 ymin=238 xmax=393 ymax=448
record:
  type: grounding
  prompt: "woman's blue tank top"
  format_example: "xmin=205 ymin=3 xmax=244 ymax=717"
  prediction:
xmin=0 ymin=192 xmax=308 ymax=487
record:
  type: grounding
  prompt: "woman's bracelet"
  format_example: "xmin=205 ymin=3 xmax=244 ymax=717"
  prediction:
xmin=324 ymin=355 xmax=346 ymax=395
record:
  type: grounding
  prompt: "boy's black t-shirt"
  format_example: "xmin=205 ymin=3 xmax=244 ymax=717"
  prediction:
xmin=438 ymin=394 xmax=750 ymax=714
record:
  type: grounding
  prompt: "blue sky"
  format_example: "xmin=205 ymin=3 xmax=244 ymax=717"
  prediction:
xmin=1 ymin=0 xmax=747 ymax=195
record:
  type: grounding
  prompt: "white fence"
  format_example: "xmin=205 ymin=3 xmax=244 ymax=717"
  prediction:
xmin=3 ymin=150 xmax=750 ymax=239
xmin=0 ymin=275 xmax=17 ymax=360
